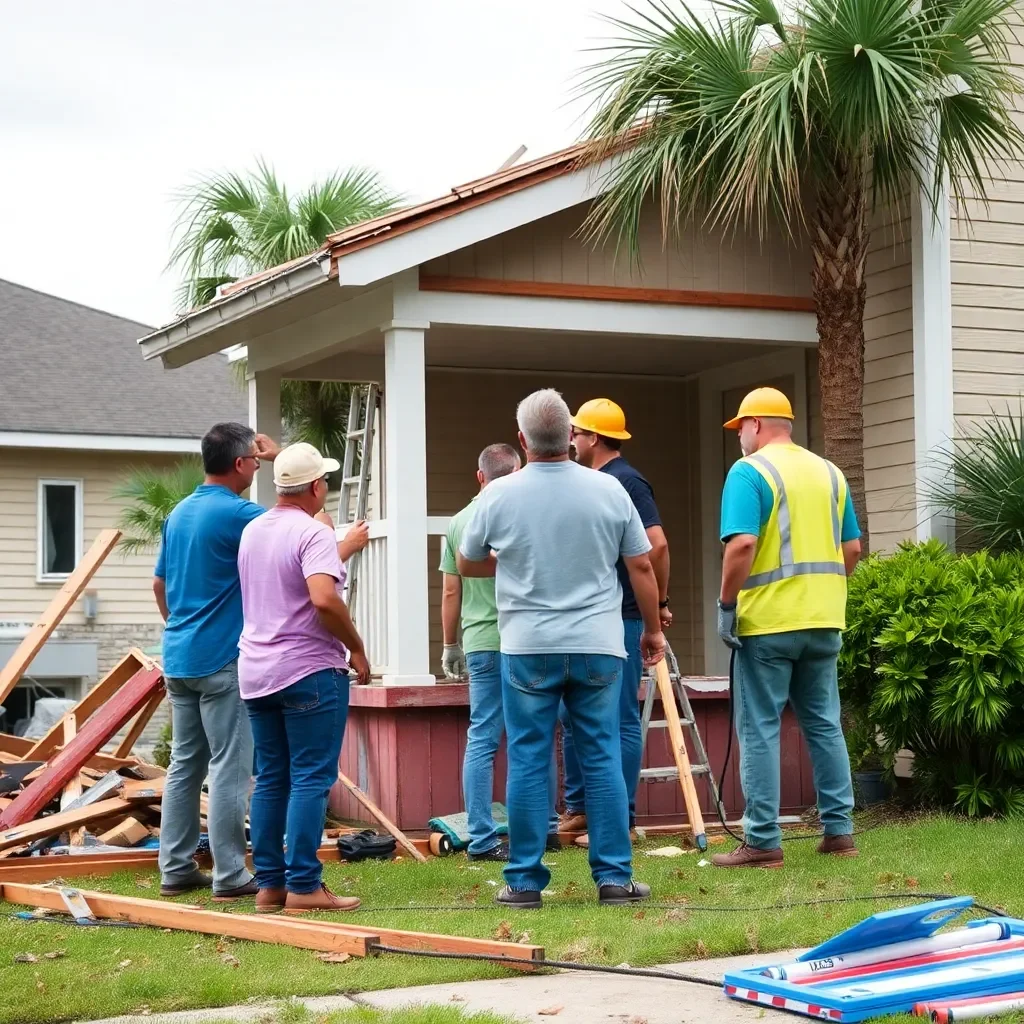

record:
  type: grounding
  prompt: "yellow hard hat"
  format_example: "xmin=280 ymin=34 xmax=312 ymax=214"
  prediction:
xmin=723 ymin=387 xmax=794 ymax=430
xmin=571 ymin=398 xmax=631 ymax=440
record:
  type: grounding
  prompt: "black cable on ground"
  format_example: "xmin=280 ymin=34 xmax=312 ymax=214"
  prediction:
xmin=369 ymin=943 xmax=723 ymax=986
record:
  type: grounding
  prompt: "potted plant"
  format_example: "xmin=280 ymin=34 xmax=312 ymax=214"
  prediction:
xmin=846 ymin=718 xmax=889 ymax=808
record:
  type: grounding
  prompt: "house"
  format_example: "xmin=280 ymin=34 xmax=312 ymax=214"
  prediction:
xmin=134 ymin=139 xmax=1020 ymax=828
xmin=0 ymin=278 xmax=246 ymax=734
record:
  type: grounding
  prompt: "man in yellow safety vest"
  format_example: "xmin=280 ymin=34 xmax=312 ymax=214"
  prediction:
xmin=712 ymin=387 xmax=862 ymax=869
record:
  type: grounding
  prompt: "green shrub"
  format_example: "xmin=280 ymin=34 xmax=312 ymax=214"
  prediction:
xmin=152 ymin=720 xmax=172 ymax=769
xmin=840 ymin=540 xmax=1024 ymax=817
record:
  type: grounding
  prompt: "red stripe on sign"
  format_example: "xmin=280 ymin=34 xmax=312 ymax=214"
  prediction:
xmin=772 ymin=996 xmax=786 ymax=1007
xmin=829 ymin=1011 xmax=842 ymax=1020
xmin=725 ymin=986 xmax=737 ymax=995
xmin=747 ymin=990 xmax=759 ymax=1000
xmin=808 ymin=1006 xmax=821 ymax=1016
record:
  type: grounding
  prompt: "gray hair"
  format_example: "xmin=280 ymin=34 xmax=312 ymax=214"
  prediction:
xmin=276 ymin=482 xmax=312 ymax=496
xmin=478 ymin=443 xmax=520 ymax=483
xmin=516 ymin=389 xmax=571 ymax=458
xmin=760 ymin=417 xmax=794 ymax=432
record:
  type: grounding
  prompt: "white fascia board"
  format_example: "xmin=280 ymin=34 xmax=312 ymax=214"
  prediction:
xmin=334 ymin=159 xmax=616 ymax=289
xmin=0 ymin=432 xmax=202 ymax=453
xmin=137 ymin=259 xmax=330 ymax=362
xmin=409 ymin=289 xmax=818 ymax=345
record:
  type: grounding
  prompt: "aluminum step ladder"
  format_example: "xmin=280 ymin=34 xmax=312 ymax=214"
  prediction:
xmin=335 ymin=383 xmax=379 ymax=610
xmin=639 ymin=643 xmax=723 ymax=851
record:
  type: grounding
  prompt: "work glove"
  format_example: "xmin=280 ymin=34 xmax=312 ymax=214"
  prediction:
xmin=441 ymin=644 xmax=466 ymax=680
xmin=717 ymin=601 xmax=743 ymax=650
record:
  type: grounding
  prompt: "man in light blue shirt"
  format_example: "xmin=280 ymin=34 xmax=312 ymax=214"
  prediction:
xmin=459 ymin=389 xmax=665 ymax=909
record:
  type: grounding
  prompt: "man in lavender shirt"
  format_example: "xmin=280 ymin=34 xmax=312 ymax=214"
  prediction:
xmin=238 ymin=442 xmax=371 ymax=914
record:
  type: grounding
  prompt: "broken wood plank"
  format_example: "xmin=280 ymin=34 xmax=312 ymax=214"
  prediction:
xmin=0 ymin=795 xmax=141 ymax=850
xmin=337 ymin=772 xmax=427 ymax=863
xmin=98 ymin=817 xmax=150 ymax=847
xmin=113 ymin=686 xmax=164 ymax=759
xmin=0 ymin=665 xmax=164 ymax=830
xmin=0 ymin=733 xmax=143 ymax=774
xmin=60 ymin=718 xmax=81 ymax=811
xmin=0 ymin=531 xmax=121 ymax=706
xmin=0 ymin=884 xmax=377 ymax=956
xmin=25 ymin=650 xmax=155 ymax=761
xmin=0 ymin=850 xmax=160 ymax=882
xmin=119 ymin=777 xmax=166 ymax=802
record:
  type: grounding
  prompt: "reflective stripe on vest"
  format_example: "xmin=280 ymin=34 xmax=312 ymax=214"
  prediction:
xmin=741 ymin=453 xmax=845 ymax=592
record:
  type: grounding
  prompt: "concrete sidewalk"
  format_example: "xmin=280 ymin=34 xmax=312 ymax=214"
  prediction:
xmin=82 ymin=949 xmax=803 ymax=1024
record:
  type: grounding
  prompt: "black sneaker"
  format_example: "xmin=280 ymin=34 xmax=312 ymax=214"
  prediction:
xmin=160 ymin=869 xmax=213 ymax=897
xmin=546 ymin=832 xmax=562 ymax=852
xmin=468 ymin=841 xmax=509 ymax=862
xmin=495 ymin=884 xmax=542 ymax=909
xmin=598 ymin=880 xmax=651 ymax=905
xmin=212 ymin=878 xmax=259 ymax=902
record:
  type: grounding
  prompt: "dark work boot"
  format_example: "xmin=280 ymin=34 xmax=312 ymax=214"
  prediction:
xmin=598 ymin=880 xmax=651 ymax=905
xmin=495 ymin=885 xmax=542 ymax=909
xmin=818 ymin=834 xmax=858 ymax=858
xmin=468 ymin=841 xmax=510 ymax=862
xmin=712 ymin=843 xmax=784 ymax=869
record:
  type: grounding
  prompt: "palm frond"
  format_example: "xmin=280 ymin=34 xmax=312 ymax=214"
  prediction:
xmin=113 ymin=458 xmax=204 ymax=556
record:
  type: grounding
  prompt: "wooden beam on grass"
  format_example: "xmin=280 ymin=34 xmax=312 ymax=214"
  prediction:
xmin=0 ymin=664 xmax=164 ymax=831
xmin=0 ymin=794 xmax=140 ymax=850
xmin=0 ymin=530 xmax=120 ymax=706
xmin=25 ymin=650 xmax=155 ymax=761
xmin=337 ymin=771 xmax=427 ymax=863
xmin=113 ymin=687 xmax=164 ymax=758
xmin=0 ymin=884 xmax=377 ymax=957
xmin=0 ymin=849 xmax=161 ymax=882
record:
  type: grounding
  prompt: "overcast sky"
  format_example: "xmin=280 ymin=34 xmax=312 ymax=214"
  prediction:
xmin=0 ymin=0 xmax=647 ymax=327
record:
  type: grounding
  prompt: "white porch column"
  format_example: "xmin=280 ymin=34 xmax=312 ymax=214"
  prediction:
xmin=247 ymin=369 xmax=281 ymax=509
xmin=911 ymin=168 xmax=955 ymax=546
xmin=382 ymin=321 xmax=434 ymax=685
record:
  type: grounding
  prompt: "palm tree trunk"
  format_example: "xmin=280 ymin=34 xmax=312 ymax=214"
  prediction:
xmin=811 ymin=167 xmax=870 ymax=554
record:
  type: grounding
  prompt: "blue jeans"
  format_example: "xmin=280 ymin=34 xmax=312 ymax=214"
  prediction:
xmin=734 ymin=629 xmax=854 ymax=849
xmin=465 ymin=651 xmax=558 ymax=855
xmin=245 ymin=668 xmax=349 ymax=893
xmin=502 ymin=652 xmax=632 ymax=892
xmin=160 ymin=659 xmax=253 ymax=891
xmin=560 ymin=617 xmax=643 ymax=826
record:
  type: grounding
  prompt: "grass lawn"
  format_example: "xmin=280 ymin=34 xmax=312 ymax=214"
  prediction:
xmin=0 ymin=815 xmax=1020 ymax=1024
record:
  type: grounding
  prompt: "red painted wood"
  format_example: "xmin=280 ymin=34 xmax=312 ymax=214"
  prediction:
xmin=0 ymin=666 xmax=164 ymax=829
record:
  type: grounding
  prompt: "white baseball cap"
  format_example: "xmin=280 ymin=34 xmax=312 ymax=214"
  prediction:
xmin=273 ymin=442 xmax=341 ymax=488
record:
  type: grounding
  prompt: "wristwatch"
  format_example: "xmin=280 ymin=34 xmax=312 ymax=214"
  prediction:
xmin=659 ymin=598 xmax=670 ymax=609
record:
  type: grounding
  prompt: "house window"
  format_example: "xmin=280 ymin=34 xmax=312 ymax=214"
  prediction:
xmin=37 ymin=479 xmax=83 ymax=581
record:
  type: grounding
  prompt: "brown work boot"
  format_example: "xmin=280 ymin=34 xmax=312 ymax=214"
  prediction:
xmin=255 ymin=887 xmax=287 ymax=913
xmin=711 ymin=843 xmax=784 ymax=869
xmin=574 ymin=829 xmax=639 ymax=849
xmin=284 ymin=883 xmax=361 ymax=914
xmin=559 ymin=811 xmax=587 ymax=832
xmin=818 ymin=834 xmax=858 ymax=858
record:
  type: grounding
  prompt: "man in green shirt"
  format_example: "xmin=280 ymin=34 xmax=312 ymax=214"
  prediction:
xmin=440 ymin=443 xmax=520 ymax=860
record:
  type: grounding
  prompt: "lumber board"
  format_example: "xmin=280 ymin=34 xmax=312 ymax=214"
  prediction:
xmin=337 ymin=772 xmax=427 ymax=863
xmin=0 ymin=666 xmax=164 ymax=830
xmin=0 ymin=884 xmax=376 ymax=956
xmin=0 ymin=795 xmax=139 ymax=850
xmin=0 ymin=732 xmax=144 ymax=774
xmin=0 ymin=530 xmax=120 ymax=705
xmin=26 ymin=650 xmax=152 ymax=761
xmin=312 ymin=918 xmax=545 ymax=966
xmin=60 ymin=718 xmax=81 ymax=811
xmin=114 ymin=686 xmax=164 ymax=758
xmin=0 ymin=850 xmax=161 ymax=882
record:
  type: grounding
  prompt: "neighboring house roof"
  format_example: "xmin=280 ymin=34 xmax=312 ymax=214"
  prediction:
xmin=0 ymin=278 xmax=247 ymax=442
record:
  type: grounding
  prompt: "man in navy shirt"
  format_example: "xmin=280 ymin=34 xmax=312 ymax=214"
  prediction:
xmin=559 ymin=399 xmax=671 ymax=845
xmin=154 ymin=422 xmax=280 ymax=899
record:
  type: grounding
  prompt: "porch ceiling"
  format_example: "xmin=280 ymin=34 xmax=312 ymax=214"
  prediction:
xmin=337 ymin=325 xmax=788 ymax=378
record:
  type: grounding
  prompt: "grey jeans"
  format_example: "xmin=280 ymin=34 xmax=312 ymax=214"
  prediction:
xmin=158 ymin=659 xmax=253 ymax=891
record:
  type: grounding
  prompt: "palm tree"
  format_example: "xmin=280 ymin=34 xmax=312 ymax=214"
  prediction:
xmin=113 ymin=458 xmax=204 ymax=555
xmin=170 ymin=161 xmax=400 ymax=464
xmin=580 ymin=0 xmax=1024 ymax=549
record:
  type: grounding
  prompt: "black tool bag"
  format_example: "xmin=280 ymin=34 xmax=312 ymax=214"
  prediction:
xmin=337 ymin=829 xmax=397 ymax=862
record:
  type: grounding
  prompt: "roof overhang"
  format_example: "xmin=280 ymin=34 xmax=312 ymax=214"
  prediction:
xmin=138 ymin=148 xmax=618 ymax=369
xmin=0 ymin=431 xmax=202 ymax=453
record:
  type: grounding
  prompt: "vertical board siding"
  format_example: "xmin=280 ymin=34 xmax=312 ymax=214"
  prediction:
xmin=0 ymin=448 xmax=175 ymax=625
xmin=425 ymin=370 xmax=704 ymax=676
xmin=951 ymin=43 xmax=1024 ymax=433
xmin=863 ymin=210 xmax=917 ymax=551
xmin=420 ymin=201 xmax=812 ymax=300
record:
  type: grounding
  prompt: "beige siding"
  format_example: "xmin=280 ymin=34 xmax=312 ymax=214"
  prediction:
xmin=951 ymin=43 xmax=1024 ymax=429
xmin=0 ymin=448 xmax=173 ymax=627
xmin=423 ymin=370 xmax=703 ymax=675
xmin=422 ymin=201 xmax=812 ymax=299
xmin=862 ymin=208 xmax=917 ymax=551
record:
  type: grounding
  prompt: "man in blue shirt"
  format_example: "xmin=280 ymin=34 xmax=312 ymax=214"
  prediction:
xmin=154 ymin=422 xmax=279 ymax=899
xmin=560 ymin=399 xmax=671 ymax=846
xmin=459 ymin=389 xmax=665 ymax=909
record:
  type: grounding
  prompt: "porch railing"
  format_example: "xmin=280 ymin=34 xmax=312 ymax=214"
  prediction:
xmin=345 ymin=517 xmax=450 ymax=677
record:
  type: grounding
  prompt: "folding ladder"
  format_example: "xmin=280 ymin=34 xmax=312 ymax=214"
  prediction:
xmin=639 ymin=643 xmax=723 ymax=851
xmin=335 ymin=383 xmax=379 ymax=609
